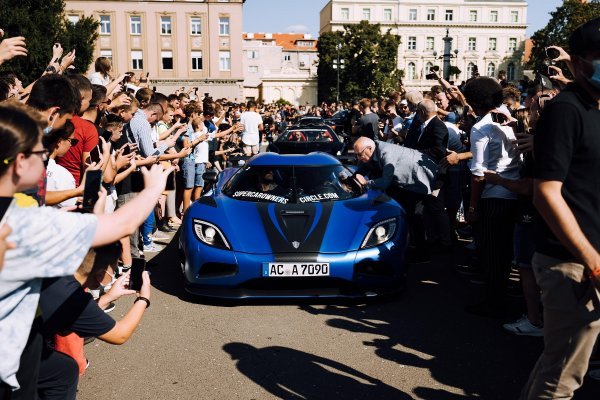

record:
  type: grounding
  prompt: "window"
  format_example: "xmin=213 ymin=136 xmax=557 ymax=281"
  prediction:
xmin=508 ymin=38 xmax=518 ymax=52
xmin=99 ymin=15 xmax=111 ymax=34
xmin=219 ymin=17 xmax=230 ymax=36
xmin=490 ymin=11 xmax=498 ymax=22
xmin=384 ymin=9 xmax=392 ymax=21
xmin=426 ymin=37 xmax=434 ymax=51
xmin=507 ymin=63 xmax=515 ymax=81
xmin=191 ymin=17 xmax=202 ymax=35
xmin=511 ymin=11 xmax=519 ymax=23
xmin=160 ymin=16 xmax=172 ymax=35
xmin=425 ymin=62 xmax=434 ymax=75
xmin=131 ymin=50 xmax=143 ymax=70
xmin=362 ymin=8 xmax=371 ymax=20
xmin=247 ymin=50 xmax=258 ymax=59
xmin=407 ymin=36 xmax=416 ymax=51
xmin=445 ymin=10 xmax=453 ymax=21
xmin=191 ymin=51 xmax=203 ymax=70
xmin=100 ymin=50 xmax=112 ymax=62
xmin=427 ymin=9 xmax=435 ymax=21
xmin=67 ymin=15 xmax=80 ymax=25
xmin=130 ymin=16 xmax=142 ymax=35
xmin=487 ymin=62 xmax=496 ymax=77
xmin=407 ymin=62 xmax=416 ymax=80
xmin=488 ymin=38 xmax=497 ymax=51
xmin=409 ymin=9 xmax=417 ymax=21
xmin=467 ymin=62 xmax=476 ymax=78
xmin=341 ymin=8 xmax=349 ymax=20
xmin=299 ymin=54 xmax=309 ymax=67
xmin=248 ymin=66 xmax=258 ymax=73
xmin=469 ymin=10 xmax=477 ymax=22
xmin=219 ymin=51 xmax=231 ymax=71
xmin=283 ymin=54 xmax=291 ymax=61
xmin=161 ymin=51 xmax=173 ymax=70
xmin=468 ymin=38 xmax=477 ymax=51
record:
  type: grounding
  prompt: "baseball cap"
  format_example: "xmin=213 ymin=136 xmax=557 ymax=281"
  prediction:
xmin=569 ymin=17 xmax=600 ymax=56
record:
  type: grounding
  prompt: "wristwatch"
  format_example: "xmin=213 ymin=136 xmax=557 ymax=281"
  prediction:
xmin=134 ymin=296 xmax=150 ymax=309
xmin=45 ymin=65 xmax=57 ymax=74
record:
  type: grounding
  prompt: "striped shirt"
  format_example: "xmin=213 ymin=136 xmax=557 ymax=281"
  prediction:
xmin=129 ymin=109 xmax=168 ymax=157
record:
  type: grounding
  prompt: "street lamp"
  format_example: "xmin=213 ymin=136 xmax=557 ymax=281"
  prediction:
xmin=432 ymin=29 xmax=459 ymax=80
xmin=332 ymin=43 xmax=345 ymax=103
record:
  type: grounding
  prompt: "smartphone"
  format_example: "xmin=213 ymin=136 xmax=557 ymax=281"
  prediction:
xmin=81 ymin=170 xmax=103 ymax=212
xmin=0 ymin=198 xmax=17 ymax=227
xmin=129 ymin=257 xmax=146 ymax=291
xmin=122 ymin=143 xmax=131 ymax=156
xmin=89 ymin=146 xmax=101 ymax=164
xmin=545 ymin=47 xmax=560 ymax=60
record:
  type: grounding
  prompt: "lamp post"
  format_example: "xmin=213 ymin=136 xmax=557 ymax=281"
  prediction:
xmin=433 ymin=29 xmax=459 ymax=80
xmin=332 ymin=43 xmax=344 ymax=103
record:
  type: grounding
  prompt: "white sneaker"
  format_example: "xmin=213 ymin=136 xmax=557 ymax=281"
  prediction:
xmin=503 ymin=316 xmax=544 ymax=337
xmin=143 ymin=243 xmax=163 ymax=253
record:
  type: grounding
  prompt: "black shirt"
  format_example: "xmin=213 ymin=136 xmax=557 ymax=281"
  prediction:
xmin=533 ymin=83 xmax=600 ymax=260
xmin=39 ymin=276 xmax=116 ymax=340
xmin=356 ymin=113 xmax=379 ymax=140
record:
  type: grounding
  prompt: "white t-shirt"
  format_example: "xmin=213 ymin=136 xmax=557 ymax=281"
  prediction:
xmin=88 ymin=72 xmax=110 ymax=86
xmin=240 ymin=111 xmax=263 ymax=146
xmin=190 ymin=127 xmax=209 ymax=164
xmin=46 ymin=159 xmax=77 ymax=208
xmin=0 ymin=206 xmax=97 ymax=389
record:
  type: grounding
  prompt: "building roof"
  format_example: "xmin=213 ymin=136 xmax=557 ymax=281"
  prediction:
xmin=243 ymin=33 xmax=318 ymax=51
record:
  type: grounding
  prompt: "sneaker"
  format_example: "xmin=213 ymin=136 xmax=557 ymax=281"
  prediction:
xmin=152 ymin=232 xmax=170 ymax=242
xmin=143 ymin=243 xmax=163 ymax=253
xmin=103 ymin=302 xmax=116 ymax=313
xmin=503 ymin=316 xmax=544 ymax=337
xmin=169 ymin=217 xmax=182 ymax=226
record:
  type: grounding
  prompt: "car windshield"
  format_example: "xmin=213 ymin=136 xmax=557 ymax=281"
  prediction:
xmin=222 ymin=165 xmax=363 ymax=204
xmin=280 ymin=129 xmax=335 ymax=143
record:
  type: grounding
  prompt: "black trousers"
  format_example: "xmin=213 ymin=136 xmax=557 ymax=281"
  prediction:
xmin=36 ymin=348 xmax=78 ymax=400
xmin=478 ymin=198 xmax=517 ymax=307
xmin=11 ymin=318 xmax=43 ymax=400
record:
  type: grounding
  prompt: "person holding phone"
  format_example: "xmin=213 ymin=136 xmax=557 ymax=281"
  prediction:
xmin=0 ymin=102 xmax=174 ymax=397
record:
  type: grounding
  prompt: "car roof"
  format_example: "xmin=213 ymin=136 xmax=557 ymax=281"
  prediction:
xmin=247 ymin=152 xmax=341 ymax=167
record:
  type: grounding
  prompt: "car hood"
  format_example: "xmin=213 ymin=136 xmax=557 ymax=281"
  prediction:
xmin=186 ymin=192 xmax=402 ymax=254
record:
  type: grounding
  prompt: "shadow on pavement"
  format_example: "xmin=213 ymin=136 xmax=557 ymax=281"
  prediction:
xmin=222 ymin=342 xmax=412 ymax=400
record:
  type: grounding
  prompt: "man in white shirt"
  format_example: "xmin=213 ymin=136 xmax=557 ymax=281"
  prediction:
xmin=240 ymin=101 xmax=263 ymax=156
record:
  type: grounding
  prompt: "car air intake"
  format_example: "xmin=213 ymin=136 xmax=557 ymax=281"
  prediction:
xmin=198 ymin=263 xmax=238 ymax=278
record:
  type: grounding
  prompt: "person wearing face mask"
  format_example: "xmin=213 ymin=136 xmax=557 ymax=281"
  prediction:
xmin=519 ymin=17 xmax=600 ymax=400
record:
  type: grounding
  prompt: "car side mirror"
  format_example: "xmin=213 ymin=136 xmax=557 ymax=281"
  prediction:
xmin=202 ymin=170 xmax=219 ymax=184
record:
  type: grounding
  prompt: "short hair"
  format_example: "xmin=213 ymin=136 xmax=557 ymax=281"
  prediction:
xmin=178 ymin=92 xmax=190 ymax=101
xmin=246 ymin=100 xmax=257 ymax=109
xmin=191 ymin=116 xmax=204 ymax=131
xmin=135 ymin=88 xmax=154 ymax=108
xmin=167 ymin=94 xmax=179 ymax=103
xmin=42 ymin=119 xmax=75 ymax=152
xmin=66 ymin=74 xmax=92 ymax=95
xmin=184 ymin=102 xmax=202 ymax=118
xmin=463 ymin=77 xmax=503 ymax=112
xmin=90 ymin=84 xmax=107 ymax=108
xmin=417 ymin=99 xmax=438 ymax=114
xmin=359 ymin=98 xmax=371 ymax=109
xmin=502 ymin=86 xmax=521 ymax=103
xmin=404 ymin=90 xmax=424 ymax=107
xmin=27 ymin=74 xmax=81 ymax=116
xmin=145 ymin=102 xmax=164 ymax=120
xmin=0 ymin=78 xmax=11 ymax=102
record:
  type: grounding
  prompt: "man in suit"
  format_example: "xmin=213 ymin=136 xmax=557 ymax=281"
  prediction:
xmin=409 ymin=99 xmax=449 ymax=162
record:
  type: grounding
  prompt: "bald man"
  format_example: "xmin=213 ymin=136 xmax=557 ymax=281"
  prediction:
xmin=406 ymin=99 xmax=448 ymax=163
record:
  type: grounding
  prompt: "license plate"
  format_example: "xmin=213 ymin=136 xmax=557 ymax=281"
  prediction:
xmin=263 ymin=263 xmax=330 ymax=277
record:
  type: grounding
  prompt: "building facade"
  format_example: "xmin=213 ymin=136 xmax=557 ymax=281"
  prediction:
xmin=320 ymin=0 xmax=528 ymax=91
xmin=65 ymin=0 xmax=244 ymax=99
xmin=242 ymin=33 xmax=318 ymax=105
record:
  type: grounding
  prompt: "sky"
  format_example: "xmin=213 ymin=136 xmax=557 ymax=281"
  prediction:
xmin=243 ymin=0 xmax=563 ymax=38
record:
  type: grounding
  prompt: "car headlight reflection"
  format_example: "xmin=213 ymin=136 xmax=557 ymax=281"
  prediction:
xmin=193 ymin=219 xmax=230 ymax=249
xmin=361 ymin=218 xmax=397 ymax=249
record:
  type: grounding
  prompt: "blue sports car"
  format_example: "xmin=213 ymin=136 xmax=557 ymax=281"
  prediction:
xmin=179 ymin=152 xmax=408 ymax=299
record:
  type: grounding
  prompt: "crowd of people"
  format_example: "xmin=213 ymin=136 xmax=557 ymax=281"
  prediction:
xmin=0 ymin=16 xmax=599 ymax=400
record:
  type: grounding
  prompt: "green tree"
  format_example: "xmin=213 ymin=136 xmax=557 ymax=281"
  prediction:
xmin=0 ymin=0 xmax=98 ymax=84
xmin=317 ymin=21 xmax=403 ymax=103
xmin=529 ymin=0 xmax=600 ymax=75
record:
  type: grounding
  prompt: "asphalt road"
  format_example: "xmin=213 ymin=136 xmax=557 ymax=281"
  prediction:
xmin=77 ymin=232 xmax=599 ymax=400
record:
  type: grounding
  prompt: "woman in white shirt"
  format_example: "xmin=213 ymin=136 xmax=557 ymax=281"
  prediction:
xmin=464 ymin=77 xmax=521 ymax=317
xmin=88 ymin=57 xmax=127 ymax=97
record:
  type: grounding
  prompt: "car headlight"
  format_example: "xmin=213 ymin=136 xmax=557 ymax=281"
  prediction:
xmin=361 ymin=218 xmax=397 ymax=249
xmin=193 ymin=219 xmax=231 ymax=250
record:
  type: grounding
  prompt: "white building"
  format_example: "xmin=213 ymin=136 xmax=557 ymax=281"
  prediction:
xmin=242 ymin=33 xmax=318 ymax=105
xmin=320 ymin=0 xmax=528 ymax=91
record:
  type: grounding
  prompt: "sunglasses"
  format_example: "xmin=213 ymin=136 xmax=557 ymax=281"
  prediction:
xmin=66 ymin=137 xmax=79 ymax=146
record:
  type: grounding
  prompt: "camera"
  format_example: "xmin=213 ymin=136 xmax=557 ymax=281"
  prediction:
xmin=425 ymin=65 xmax=440 ymax=80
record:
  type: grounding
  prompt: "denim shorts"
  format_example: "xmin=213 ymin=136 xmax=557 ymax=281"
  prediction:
xmin=181 ymin=158 xmax=195 ymax=189
xmin=194 ymin=162 xmax=206 ymax=187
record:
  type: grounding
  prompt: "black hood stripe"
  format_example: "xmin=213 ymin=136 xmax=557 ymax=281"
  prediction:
xmin=257 ymin=202 xmax=334 ymax=261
